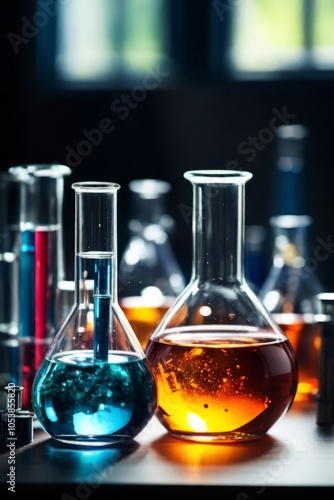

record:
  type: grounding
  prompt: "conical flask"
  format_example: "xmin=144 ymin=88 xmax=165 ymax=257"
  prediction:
xmin=31 ymin=181 xmax=157 ymax=446
xmin=259 ymin=215 xmax=323 ymax=404
xmin=9 ymin=163 xmax=71 ymax=410
xmin=145 ymin=170 xmax=298 ymax=443
xmin=119 ymin=179 xmax=186 ymax=349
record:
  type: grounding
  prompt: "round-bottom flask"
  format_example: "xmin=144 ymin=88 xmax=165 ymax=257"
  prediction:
xmin=145 ymin=170 xmax=298 ymax=443
xmin=32 ymin=182 xmax=157 ymax=447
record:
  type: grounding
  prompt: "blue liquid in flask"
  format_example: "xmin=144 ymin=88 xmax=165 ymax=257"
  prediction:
xmin=32 ymin=350 xmax=157 ymax=446
xmin=32 ymin=254 xmax=157 ymax=446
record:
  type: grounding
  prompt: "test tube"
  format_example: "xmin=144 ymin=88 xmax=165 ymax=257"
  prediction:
xmin=0 ymin=173 xmax=21 ymax=407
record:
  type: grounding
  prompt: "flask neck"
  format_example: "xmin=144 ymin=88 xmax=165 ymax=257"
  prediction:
xmin=72 ymin=182 xmax=120 ymax=305
xmin=187 ymin=172 xmax=251 ymax=284
xmin=273 ymin=124 xmax=308 ymax=216
xmin=129 ymin=179 xmax=171 ymax=227
xmin=131 ymin=196 xmax=167 ymax=227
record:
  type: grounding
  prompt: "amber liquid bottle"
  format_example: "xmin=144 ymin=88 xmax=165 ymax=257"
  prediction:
xmin=119 ymin=179 xmax=185 ymax=349
xmin=259 ymin=124 xmax=323 ymax=405
xmin=145 ymin=170 xmax=298 ymax=443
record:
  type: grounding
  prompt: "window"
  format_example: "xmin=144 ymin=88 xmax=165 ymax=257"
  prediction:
xmin=38 ymin=0 xmax=174 ymax=89
xmin=37 ymin=0 xmax=334 ymax=90
xmin=225 ymin=0 xmax=334 ymax=77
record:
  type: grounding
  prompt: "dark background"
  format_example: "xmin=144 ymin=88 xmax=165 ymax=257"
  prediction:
xmin=2 ymin=1 xmax=334 ymax=290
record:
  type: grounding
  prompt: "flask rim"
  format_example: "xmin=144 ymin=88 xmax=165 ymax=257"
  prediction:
xmin=184 ymin=170 xmax=253 ymax=184
xmin=129 ymin=179 xmax=171 ymax=197
xmin=72 ymin=181 xmax=120 ymax=192
xmin=269 ymin=214 xmax=312 ymax=228
xmin=9 ymin=164 xmax=71 ymax=179
xmin=275 ymin=124 xmax=308 ymax=140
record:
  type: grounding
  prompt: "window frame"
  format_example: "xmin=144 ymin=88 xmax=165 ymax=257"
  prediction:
xmin=34 ymin=0 xmax=334 ymax=97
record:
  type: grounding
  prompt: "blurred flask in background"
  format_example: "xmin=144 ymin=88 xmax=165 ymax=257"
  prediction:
xmin=55 ymin=280 xmax=75 ymax=328
xmin=55 ymin=279 xmax=94 ymax=330
xmin=259 ymin=125 xmax=323 ymax=405
xmin=119 ymin=179 xmax=186 ymax=349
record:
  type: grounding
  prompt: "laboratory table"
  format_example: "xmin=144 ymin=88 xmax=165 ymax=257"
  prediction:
xmin=1 ymin=402 xmax=334 ymax=498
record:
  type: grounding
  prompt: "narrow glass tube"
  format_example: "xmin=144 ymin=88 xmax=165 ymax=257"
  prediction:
xmin=0 ymin=174 xmax=20 ymax=407
xmin=75 ymin=182 xmax=116 ymax=361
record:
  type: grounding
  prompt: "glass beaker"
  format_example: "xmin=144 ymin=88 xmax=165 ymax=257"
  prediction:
xmin=145 ymin=170 xmax=298 ymax=443
xmin=259 ymin=215 xmax=323 ymax=405
xmin=119 ymin=179 xmax=186 ymax=349
xmin=31 ymin=181 xmax=157 ymax=446
xmin=8 ymin=163 xmax=72 ymax=409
